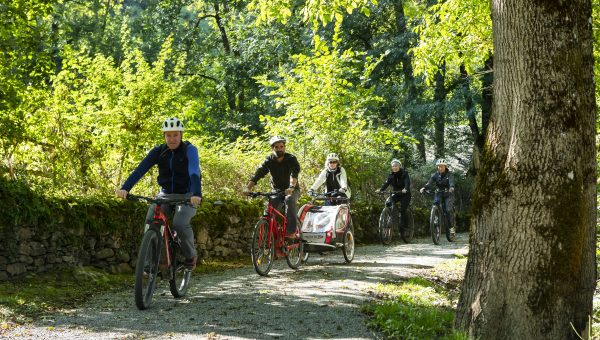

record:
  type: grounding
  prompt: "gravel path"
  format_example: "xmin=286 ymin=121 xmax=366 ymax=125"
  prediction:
xmin=2 ymin=234 xmax=468 ymax=340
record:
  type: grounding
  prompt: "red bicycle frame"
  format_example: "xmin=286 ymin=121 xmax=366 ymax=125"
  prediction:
xmin=264 ymin=201 xmax=288 ymax=258
xmin=256 ymin=194 xmax=300 ymax=258
xmin=146 ymin=203 xmax=177 ymax=271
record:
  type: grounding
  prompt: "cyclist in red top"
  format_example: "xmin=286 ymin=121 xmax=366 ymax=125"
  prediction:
xmin=243 ymin=136 xmax=301 ymax=239
xmin=116 ymin=117 xmax=202 ymax=270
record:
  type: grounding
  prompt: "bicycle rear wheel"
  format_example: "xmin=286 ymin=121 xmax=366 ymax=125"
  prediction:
xmin=401 ymin=209 xmax=415 ymax=243
xmin=430 ymin=206 xmax=442 ymax=245
xmin=251 ymin=219 xmax=274 ymax=276
xmin=378 ymin=207 xmax=393 ymax=245
xmin=134 ymin=228 xmax=161 ymax=310
xmin=168 ymin=240 xmax=191 ymax=298
xmin=286 ymin=239 xmax=303 ymax=270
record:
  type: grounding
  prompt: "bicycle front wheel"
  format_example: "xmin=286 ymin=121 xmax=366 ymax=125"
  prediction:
xmin=251 ymin=219 xmax=274 ymax=276
xmin=378 ymin=207 xmax=393 ymax=245
xmin=401 ymin=209 xmax=415 ymax=243
xmin=430 ymin=206 xmax=442 ymax=245
xmin=134 ymin=228 xmax=161 ymax=310
xmin=168 ymin=240 xmax=191 ymax=298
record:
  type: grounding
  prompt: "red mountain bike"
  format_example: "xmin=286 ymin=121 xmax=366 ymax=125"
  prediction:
xmin=248 ymin=191 xmax=303 ymax=276
xmin=127 ymin=194 xmax=193 ymax=310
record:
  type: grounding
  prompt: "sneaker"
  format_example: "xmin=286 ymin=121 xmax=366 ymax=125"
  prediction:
xmin=184 ymin=256 xmax=197 ymax=271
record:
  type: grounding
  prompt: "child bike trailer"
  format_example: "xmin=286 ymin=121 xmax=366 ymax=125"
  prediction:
xmin=297 ymin=203 xmax=354 ymax=263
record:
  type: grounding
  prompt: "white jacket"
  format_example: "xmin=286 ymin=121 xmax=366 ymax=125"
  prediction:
xmin=309 ymin=166 xmax=351 ymax=198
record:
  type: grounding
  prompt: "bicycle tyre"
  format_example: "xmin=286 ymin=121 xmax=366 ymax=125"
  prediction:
xmin=286 ymin=239 xmax=303 ymax=270
xmin=168 ymin=240 xmax=191 ymax=298
xmin=445 ymin=208 xmax=457 ymax=242
xmin=251 ymin=219 xmax=274 ymax=276
xmin=378 ymin=207 xmax=393 ymax=245
xmin=430 ymin=206 xmax=442 ymax=245
xmin=342 ymin=229 xmax=355 ymax=263
xmin=134 ymin=228 xmax=161 ymax=310
xmin=401 ymin=209 xmax=415 ymax=243
xmin=301 ymin=251 xmax=309 ymax=263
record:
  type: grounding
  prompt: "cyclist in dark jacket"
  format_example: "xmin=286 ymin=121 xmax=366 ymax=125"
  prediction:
xmin=376 ymin=159 xmax=411 ymax=230
xmin=116 ymin=117 xmax=201 ymax=270
xmin=243 ymin=136 xmax=301 ymax=239
xmin=420 ymin=158 xmax=456 ymax=235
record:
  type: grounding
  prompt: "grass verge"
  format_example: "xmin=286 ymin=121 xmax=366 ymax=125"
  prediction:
xmin=362 ymin=255 xmax=468 ymax=340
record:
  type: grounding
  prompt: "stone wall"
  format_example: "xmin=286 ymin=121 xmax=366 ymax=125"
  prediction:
xmin=0 ymin=199 xmax=263 ymax=281
xmin=0 ymin=198 xmax=383 ymax=281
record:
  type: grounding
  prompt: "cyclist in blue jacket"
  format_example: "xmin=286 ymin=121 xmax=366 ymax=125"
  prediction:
xmin=420 ymin=158 xmax=456 ymax=236
xmin=116 ymin=117 xmax=202 ymax=270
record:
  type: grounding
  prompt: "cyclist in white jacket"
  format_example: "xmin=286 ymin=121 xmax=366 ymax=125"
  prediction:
xmin=308 ymin=153 xmax=351 ymax=204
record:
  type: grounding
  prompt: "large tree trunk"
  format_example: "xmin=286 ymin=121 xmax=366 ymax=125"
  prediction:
xmin=394 ymin=0 xmax=426 ymax=163
xmin=433 ymin=64 xmax=446 ymax=158
xmin=455 ymin=1 xmax=596 ymax=339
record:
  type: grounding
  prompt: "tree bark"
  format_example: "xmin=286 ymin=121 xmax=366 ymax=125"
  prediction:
xmin=393 ymin=0 xmax=426 ymax=162
xmin=456 ymin=1 xmax=596 ymax=339
xmin=461 ymin=62 xmax=483 ymax=175
xmin=481 ymin=56 xmax=493 ymax=138
xmin=433 ymin=64 xmax=446 ymax=159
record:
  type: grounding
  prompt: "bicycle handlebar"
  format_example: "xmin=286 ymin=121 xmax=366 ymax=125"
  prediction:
xmin=126 ymin=194 xmax=192 ymax=205
xmin=375 ymin=190 xmax=407 ymax=195
xmin=309 ymin=190 xmax=349 ymax=202
xmin=246 ymin=191 xmax=285 ymax=199
xmin=421 ymin=188 xmax=450 ymax=195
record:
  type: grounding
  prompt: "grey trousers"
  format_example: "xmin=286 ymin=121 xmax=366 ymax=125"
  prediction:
xmin=145 ymin=193 xmax=198 ymax=260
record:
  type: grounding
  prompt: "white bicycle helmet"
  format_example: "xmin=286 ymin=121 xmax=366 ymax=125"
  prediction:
xmin=326 ymin=153 xmax=339 ymax=162
xmin=269 ymin=136 xmax=286 ymax=146
xmin=391 ymin=159 xmax=401 ymax=167
xmin=161 ymin=117 xmax=185 ymax=132
xmin=436 ymin=158 xmax=447 ymax=166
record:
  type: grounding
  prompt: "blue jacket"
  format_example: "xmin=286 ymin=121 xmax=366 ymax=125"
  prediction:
xmin=423 ymin=169 xmax=454 ymax=191
xmin=121 ymin=141 xmax=202 ymax=196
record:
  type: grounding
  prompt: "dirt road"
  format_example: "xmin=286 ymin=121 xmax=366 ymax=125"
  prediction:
xmin=2 ymin=234 xmax=468 ymax=339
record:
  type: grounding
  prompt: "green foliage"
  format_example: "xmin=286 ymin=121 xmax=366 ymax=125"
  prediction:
xmin=364 ymin=277 xmax=468 ymax=340
xmin=255 ymin=40 xmax=415 ymax=197
xmin=411 ymin=0 xmax=492 ymax=83
xmin=249 ymin=0 xmax=377 ymax=26
xmin=0 ymin=0 xmax=56 ymax=176
xmin=0 ymin=0 xmax=481 ymax=209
